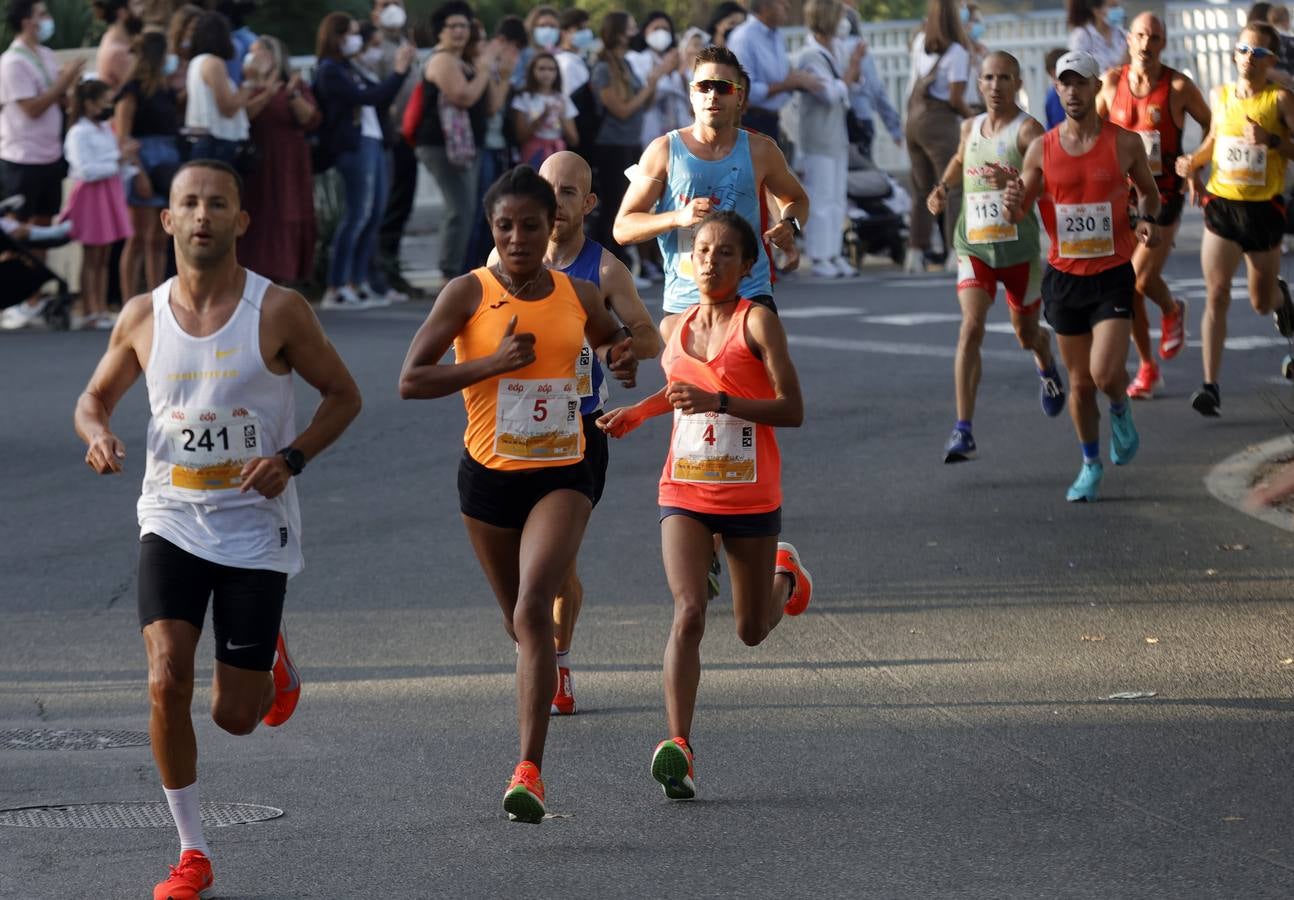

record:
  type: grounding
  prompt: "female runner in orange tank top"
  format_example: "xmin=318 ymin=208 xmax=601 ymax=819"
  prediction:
xmin=597 ymin=211 xmax=812 ymax=801
xmin=398 ymin=166 xmax=637 ymax=824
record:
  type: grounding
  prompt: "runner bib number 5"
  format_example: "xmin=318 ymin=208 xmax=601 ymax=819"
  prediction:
xmin=1056 ymin=202 xmax=1114 ymax=258
xmin=164 ymin=406 xmax=262 ymax=491
xmin=671 ymin=410 xmax=757 ymax=483
xmin=495 ymin=379 xmax=581 ymax=461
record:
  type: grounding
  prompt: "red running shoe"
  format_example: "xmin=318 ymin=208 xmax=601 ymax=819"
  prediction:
xmin=550 ymin=666 xmax=576 ymax=715
xmin=776 ymin=542 xmax=814 ymax=616
xmin=262 ymin=628 xmax=300 ymax=727
xmin=153 ymin=849 xmax=214 ymax=900
xmin=1127 ymin=362 xmax=1164 ymax=400
xmin=651 ymin=737 xmax=696 ymax=800
xmin=1159 ymin=298 xmax=1187 ymax=360
xmin=503 ymin=760 xmax=546 ymax=823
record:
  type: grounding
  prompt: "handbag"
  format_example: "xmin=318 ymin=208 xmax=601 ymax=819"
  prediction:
xmin=816 ymin=46 xmax=868 ymax=145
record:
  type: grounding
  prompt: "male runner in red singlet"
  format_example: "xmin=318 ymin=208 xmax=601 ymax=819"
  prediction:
xmin=1003 ymin=51 xmax=1162 ymax=502
xmin=1096 ymin=12 xmax=1211 ymax=399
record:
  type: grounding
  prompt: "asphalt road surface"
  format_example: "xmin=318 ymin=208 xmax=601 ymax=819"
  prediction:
xmin=5 ymin=210 xmax=1294 ymax=898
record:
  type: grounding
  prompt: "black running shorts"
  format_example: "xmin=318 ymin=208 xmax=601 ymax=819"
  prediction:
xmin=1157 ymin=191 xmax=1185 ymax=228
xmin=137 ymin=533 xmax=286 ymax=671
xmin=582 ymin=411 xmax=609 ymax=507
xmin=659 ymin=506 xmax=783 ymax=538
xmin=457 ymin=452 xmax=595 ymax=530
xmin=1042 ymin=262 xmax=1136 ymax=336
xmin=1203 ymin=194 xmax=1285 ymax=253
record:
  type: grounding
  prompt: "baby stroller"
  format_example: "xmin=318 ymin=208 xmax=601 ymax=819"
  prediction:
xmin=842 ymin=144 xmax=910 ymax=267
xmin=0 ymin=194 xmax=76 ymax=331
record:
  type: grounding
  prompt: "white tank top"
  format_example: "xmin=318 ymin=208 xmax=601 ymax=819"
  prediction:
xmin=185 ymin=53 xmax=250 ymax=140
xmin=137 ymin=271 xmax=303 ymax=575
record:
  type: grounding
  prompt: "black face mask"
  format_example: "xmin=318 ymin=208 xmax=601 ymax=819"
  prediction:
xmin=97 ymin=105 xmax=115 ymax=122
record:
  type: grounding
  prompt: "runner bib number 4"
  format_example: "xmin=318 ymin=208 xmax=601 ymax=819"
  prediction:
xmin=670 ymin=410 xmax=757 ymax=483
xmin=1215 ymin=136 xmax=1267 ymax=187
xmin=164 ymin=407 xmax=263 ymax=491
xmin=965 ymin=190 xmax=1018 ymax=244
xmin=495 ymin=379 xmax=581 ymax=461
xmin=1056 ymin=202 xmax=1114 ymax=258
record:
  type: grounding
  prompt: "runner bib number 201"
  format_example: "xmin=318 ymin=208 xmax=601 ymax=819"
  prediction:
xmin=1215 ymin=136 xmax=1267 ymax=187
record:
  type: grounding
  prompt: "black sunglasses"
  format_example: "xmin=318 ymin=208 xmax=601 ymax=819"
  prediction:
xmin=690 ymin=79 xmax=744 ymax=95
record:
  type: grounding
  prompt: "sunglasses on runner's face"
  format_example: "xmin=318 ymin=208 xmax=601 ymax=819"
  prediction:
xmin=691 ymin=79 xmax=744 ymax=95
xmin=1235 ymin=42 xmax=1275 ymax=58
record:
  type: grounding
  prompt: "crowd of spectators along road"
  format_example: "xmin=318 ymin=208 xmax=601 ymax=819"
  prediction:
xmin=6 ymin=0 xmax=1294 ymax=328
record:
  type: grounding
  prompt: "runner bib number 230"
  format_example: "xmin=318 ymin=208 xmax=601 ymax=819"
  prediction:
xmin=1056 ymin=202 xmax=1114 ymax=258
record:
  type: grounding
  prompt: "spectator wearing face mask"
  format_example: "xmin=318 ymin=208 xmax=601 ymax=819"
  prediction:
xmin=706 ymin=1 xmax=747 ymax=49
xmin=838 ymin=7 xmax=901 ymax=161
xmin=960 ymin=2 xmax=988 ymax=114
xmin=237 ymin=35 xmax=320 ymax=286
xmin=166 ymin=3 xmax=202 ymax=99
xmin=93 ymin=0 xmax=142 ymax=90
xmin=628 ymin=11 xmax=690 ymax=144
xmin=513 ymin=5 xmax=560 ymax=88
xmin=184 ymin=11 xmax=253 ymax=165
xmin=216 ymin=0 xmax=258 ymax=85
xmin=370 ymin=0 xmax=422 ymax=297
xmin=1066 ymin=0 xmax=1127 ymax=73
xmin=555 ymin=7 xmax=593 ymax=98
xmin=314 ymin=11 xmax=415 ymax=307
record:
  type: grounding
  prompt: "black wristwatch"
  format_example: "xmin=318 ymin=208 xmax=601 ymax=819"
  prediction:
xmin=716 ymin=391 xmax=729 ymax=415
xmin=278 ymin=446 xmax=306 ymax=476
xmin=1268 ymin=132 xmax=1282 ymax=150
xmin=781 ymin=216 xmax=802 ymax=237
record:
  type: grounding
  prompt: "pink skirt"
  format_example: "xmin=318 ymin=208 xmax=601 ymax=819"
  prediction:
xmin=60 ymin=176 xmax=134 ymax=246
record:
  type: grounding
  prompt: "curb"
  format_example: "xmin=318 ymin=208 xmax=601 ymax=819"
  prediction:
xmin=1205 ymin=434 xmax=1294 ymax=533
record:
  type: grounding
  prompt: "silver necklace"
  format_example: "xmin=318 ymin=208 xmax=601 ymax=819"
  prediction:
xmin=492 ymin=264 xmax=544 ymax=301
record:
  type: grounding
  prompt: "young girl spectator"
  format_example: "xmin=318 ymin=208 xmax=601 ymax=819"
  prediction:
xmin=61 ymin=79 xmax=136 ymax=329
xmin=116 ymin=31 xmax=181 ymax=295
xmin=511 ymin=51 xmax=577 ymax=168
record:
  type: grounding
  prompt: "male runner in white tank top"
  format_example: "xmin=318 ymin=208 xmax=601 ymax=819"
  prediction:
xmin=74 ymin=160 xmax=362 ymax=900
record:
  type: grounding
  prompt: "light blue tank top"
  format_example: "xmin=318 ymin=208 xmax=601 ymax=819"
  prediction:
xmin=657 ymin=129 xmax=772 ymax=314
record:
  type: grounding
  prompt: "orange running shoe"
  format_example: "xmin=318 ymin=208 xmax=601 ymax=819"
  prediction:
xmin=1127 ymin=362 xmax=1164 ymax=400
xmin=1159 ymin=298 xmax=1187 ymax=360
xmin=550 ymin=666 xmax=576 ymax=716
xmin=262 ymin=628 xmax=301 ymax=727
xmin=503 ymin=761 xmax=546 ymax=823
xmin=776 ymin=541 xmax=814 ymax=616
xmin=651 ymin=737 xmax=696 ymax=800
xmin=153 ymin=849 xmax=214 ymax=900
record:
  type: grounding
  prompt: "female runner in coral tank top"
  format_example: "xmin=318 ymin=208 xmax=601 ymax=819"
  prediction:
xmin=598 ymin=210 xmax=812 ymax=802
xmin=398 ymin=166 xmax=637 ymax=824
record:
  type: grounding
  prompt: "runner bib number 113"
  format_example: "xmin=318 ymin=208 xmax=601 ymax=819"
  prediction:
xmin=1056 ymin=202 xmax=1114 ymax=258
xmin=965 ymin=189 xmax=1018 ymax=244
xmin=670 ymin=410 xmax=757 ymax=483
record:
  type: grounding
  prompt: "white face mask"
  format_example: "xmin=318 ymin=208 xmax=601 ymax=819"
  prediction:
xmin=572 ymin=28 xmax=594 ymax=49
xmin=342 ymin=33 xmax=363 ymax=57
xmin=378 ymin=4 xmax=406 ymax=30
xmin=645 ymin=29 xmax=673 ymax=53
xmin=163 ymin=53 xmax=179 ymax=76
xmin=835 ymin=18 xmax=851 ymax=39
xmin=242 ymin=52 xmax=256 ymax=72
xmin=36 ymin=16 xmax=55 ymax=43
xmin=532 ymin=25 xmax=559 ymax=49
xmin=362 ymin=47 xmax=383 ymax=67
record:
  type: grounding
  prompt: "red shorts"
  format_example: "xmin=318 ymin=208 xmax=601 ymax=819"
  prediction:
xmin=956 ymin=256 xmax=1043 ymax=313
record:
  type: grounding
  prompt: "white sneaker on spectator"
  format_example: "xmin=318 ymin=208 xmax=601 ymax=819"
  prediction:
xmin=358 ymin=285 xmax=391 ymax=308
xmin=903 ymin=248 xmax=925 ymax=274
xmin=93 ymin=313 xmax=116 ymax=330
xmin=380 ymin=286 xmax=409 ymax=303
xmin=321 ymin=286 xmax=367 ymax=309
xmin=1 ymin=298 xmax=47 ymax=330
xmin=831 ymin=256 xmax=858 ymax=277
xmin=810 ymin=259 xmax=841 ymax=278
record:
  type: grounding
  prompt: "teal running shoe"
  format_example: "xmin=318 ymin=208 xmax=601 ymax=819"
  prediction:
xmin=1109 ymin=404 xmax=1139 ymax=465
xmin=1066 ymin=461 xmax=1104 ymax=502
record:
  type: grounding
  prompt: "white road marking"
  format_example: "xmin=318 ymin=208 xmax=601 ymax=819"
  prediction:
xmin=778 ymin=306 xmax=868 ymax=319
xmin=788 ymin=334 xmax=1022 ymax=361
xmin=859 ymin=313 xmax=963 ymax=326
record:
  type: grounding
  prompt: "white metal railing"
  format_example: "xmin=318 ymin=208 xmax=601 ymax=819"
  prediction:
xmin=787 ymin=1 xmax=1250 ymax=174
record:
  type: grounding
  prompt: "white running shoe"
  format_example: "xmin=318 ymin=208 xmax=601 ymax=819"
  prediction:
xmin=903 ymin=248 xmax=924 ymax=273
xmin=831 ymin=255 xmax=858 ymax=277
xmin=810 ymin=259 xmax=841 ymax=278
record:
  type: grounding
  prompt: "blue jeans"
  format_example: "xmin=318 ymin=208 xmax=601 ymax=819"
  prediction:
xmin=357 ymin=145 xmax=391 ymax=292
xmin=329 ymin=137 xmax=384 ymax=288
xmin=189 ymin=135 xmax=239 ymax=166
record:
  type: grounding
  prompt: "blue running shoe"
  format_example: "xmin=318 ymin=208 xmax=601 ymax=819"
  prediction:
xmin=1109 ymin=404 xmax=1139 ymax=465
xmin=943 ymin=428 xmax=976 ymax=463
xmin=1039 ymin=368 xmax=1066 ymax=418
xmin=1066 ymin=461 xmax=1103 ymax=502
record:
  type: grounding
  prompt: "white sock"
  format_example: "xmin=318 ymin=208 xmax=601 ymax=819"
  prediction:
xmin=555 ymin=648 xmax=572 ymax=669
xmin=163 ymin=782 xmax=210 ymax=858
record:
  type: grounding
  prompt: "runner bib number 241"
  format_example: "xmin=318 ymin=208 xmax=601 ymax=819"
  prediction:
xmin=164 ymin=407 xmax=262 ymax=491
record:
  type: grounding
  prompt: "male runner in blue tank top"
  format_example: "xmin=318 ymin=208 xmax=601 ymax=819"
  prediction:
xmin=490 ymin=150 xmax=661 ymax=715
xmin=614 ymin=45 xmax=810 ymax=315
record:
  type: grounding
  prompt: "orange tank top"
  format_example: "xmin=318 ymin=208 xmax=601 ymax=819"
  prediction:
xmin=455 ymin=267 xmax=588 ymax=471
xmin=1108 ymin=65 xmax=1181 ymax=197
xmin=658 ymin=299 xmax=781 ymax=515
xmin=1039 ymin=122 xmax=1135 ymax=275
